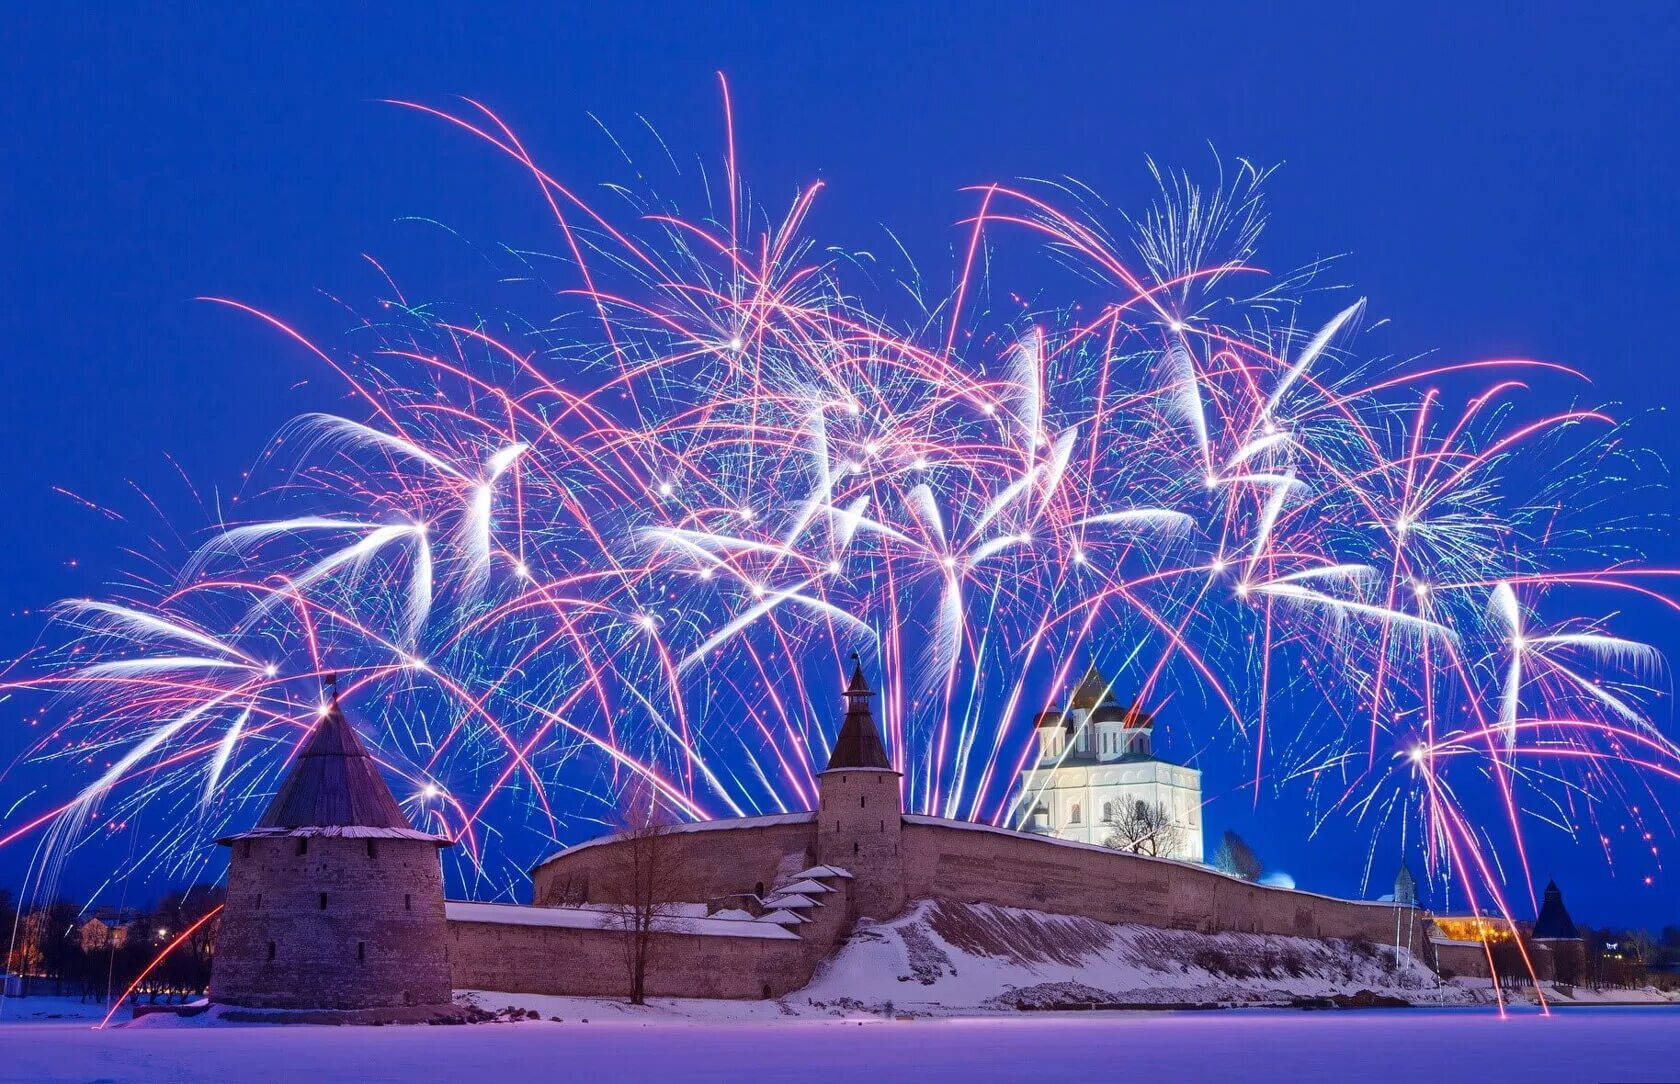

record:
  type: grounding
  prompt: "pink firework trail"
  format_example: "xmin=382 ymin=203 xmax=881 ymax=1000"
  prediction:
xmin=3 ymin=81 xmax=1676 ymax=980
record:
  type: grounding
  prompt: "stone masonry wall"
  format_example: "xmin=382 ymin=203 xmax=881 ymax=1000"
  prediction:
xmin=530 ymin=818 xmax=817 ymax=908
xmin=900 ymin=819 xmax=1433 ymax=951
xmin=816 ymin=769 xmax=904 ymax=918
xmin=213 ymin=836 xmax=452 ymax=1010
xmin=449 ymin=878 xmax=855 ymax=999
xmin=504 ymin=814 xmax=1444 ymax=1002
xmin=1431 ymin=940 xmax=1493 ymax=979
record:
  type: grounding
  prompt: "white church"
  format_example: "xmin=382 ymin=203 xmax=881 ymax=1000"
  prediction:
xmin=1015 ymin=664 xmax=1204 ymax=862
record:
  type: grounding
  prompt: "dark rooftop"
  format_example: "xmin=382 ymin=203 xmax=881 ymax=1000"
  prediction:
xmin=1531 ymin=879 xmax=1581 ymax=941
xmin=824 ymin=657 xmax=894 ymax=772
xmin=249 ymin=688 xmax=433 ymax=835
xmin=1067 ymin=664 xmax=1116 ymax=710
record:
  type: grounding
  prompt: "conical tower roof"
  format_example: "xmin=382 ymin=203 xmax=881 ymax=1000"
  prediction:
xmin=1394 ymin=863 xmax=1419 ymax=907
xmin=823 ymin=657 xmax=894 ymax=772
xmin=1531 ymin=879 xmax=1580 ymax=940
xmin=222 ymin=681 xmax=449 ymax=844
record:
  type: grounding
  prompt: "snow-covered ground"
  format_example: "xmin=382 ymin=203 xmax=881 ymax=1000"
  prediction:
xmin=5 ymin=899 xmax=1675 ymax=1081
xmin=2 ymin=996 xmax=1678 ymax=1083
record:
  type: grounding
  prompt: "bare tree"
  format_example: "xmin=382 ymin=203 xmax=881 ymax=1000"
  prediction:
xmin=1104 ymin=800 xmax=1183 ymax=857
xmin=1213 ymin=829 xmax=1263 ymax=880
xmin=599 ymin=798 xmax=696 ymax=1005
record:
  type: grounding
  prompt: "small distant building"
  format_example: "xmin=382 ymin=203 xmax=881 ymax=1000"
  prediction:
xmin=1014 ymin=663 xmax=1204 ymax=861
xmin=78 ymin=908 xmax=139 ymax=953
xmin=210 ymin=680 xmax=456 ymax=1016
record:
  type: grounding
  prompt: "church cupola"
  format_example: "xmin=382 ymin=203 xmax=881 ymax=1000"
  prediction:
xmin=816 ymin=655 xmax=905 ymax=919
xmin=1033 ymin=710 xmax=1067 ymax=763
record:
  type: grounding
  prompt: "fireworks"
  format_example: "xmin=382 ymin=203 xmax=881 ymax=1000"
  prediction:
xmin=3 ymin=82 xmax=1675 ymax=940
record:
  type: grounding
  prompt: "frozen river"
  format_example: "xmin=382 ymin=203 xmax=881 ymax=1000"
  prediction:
xmin=3 ymin=1001 xmax=1677 ymax=1082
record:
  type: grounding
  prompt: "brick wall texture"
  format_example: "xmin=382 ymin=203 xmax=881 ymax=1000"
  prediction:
xmin=212 ymin=836 xmax=453 ymax=1010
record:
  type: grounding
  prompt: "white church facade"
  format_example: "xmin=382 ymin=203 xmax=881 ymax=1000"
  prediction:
xmin=1015 ymin=665 xmax=1204 ymax=862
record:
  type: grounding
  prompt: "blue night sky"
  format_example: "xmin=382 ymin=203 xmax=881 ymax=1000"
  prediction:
xmin=3 ymin=5 xmax=1678 ymax=929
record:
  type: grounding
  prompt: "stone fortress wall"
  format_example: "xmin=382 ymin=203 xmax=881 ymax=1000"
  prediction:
xmin=445 ymin=809 xmax=1437 ymax=999
xmin=529 ymin=815 xmax=816 ymax=909
xmin=899 ymin=816 xmax=1432 ymax=949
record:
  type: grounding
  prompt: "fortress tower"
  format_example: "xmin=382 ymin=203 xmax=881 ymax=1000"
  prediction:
xmin=210 ymin=680 xmax=455 ymax=1013
xmin=816 ymin=657 xmax=905 ymax=919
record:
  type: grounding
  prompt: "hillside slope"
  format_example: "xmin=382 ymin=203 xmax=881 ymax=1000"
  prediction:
xmin=796 ymin=899 xmax=1473 ymax=1013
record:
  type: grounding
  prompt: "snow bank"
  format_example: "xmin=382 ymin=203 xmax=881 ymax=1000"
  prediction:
xmin=796 ymin=899 xmax=1475 ymax=1013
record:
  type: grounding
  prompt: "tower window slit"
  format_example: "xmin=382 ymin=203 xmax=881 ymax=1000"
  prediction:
xmin=366 ymin=839 xmax=378 ymax=859
xmin=404 ymin=893 xmax=412 ymax=911
xmin=296 ymin=838 xmax=308 ymax=856
xmin=319 ymin=892 xmax=328 ymax=911
xmin=266 ymin=941 xmax=276 ymax=961
xmin=357 ymin=941 xmax=365 ymax=962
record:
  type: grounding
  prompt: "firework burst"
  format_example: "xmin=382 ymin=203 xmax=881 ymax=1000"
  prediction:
xmin=4 ymin=81 xmax=1675 ymax=952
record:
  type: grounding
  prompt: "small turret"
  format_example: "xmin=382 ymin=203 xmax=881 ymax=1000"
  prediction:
xmin=1394 ymin=864 xmax=1419 ymax=908
xmin=816 ymin=655 xmax=905 ymax=919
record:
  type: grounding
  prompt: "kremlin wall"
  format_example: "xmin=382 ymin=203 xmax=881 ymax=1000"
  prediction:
xmin=205 ymin=665 xmax=1578 ymax=1015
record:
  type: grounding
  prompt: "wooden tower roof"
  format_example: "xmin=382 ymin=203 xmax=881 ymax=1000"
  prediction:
xmin=223 ymin=680 xmax=448 ymax=844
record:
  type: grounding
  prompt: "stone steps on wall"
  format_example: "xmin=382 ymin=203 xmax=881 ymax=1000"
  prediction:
xmin=748 ymin=865 xmax=854 ymax=944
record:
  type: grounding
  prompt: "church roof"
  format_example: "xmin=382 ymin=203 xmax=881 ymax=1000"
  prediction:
xmin=227 ymin=684 xmax=447 ymax=843
xmin=1067 ymin=664 xmax=1116 ymax=710
xmin=1531 ymin=880 xmax=1580 ymax=940
xmin=823 ymin=658 xmax=895 ymax=771
xmin=1091 ymin=702 xmax=1154 ymax=729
